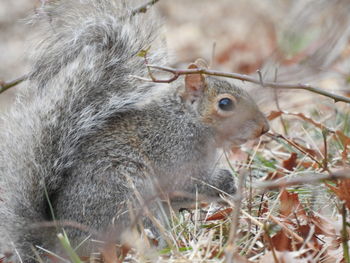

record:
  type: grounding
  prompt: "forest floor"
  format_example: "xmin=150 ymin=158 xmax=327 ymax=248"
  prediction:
xmin=1 ymin=0 xmax=350 ymax=262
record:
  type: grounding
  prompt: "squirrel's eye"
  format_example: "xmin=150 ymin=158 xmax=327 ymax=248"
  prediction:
xmin=218 ymin=98 xmax=234 ymax=111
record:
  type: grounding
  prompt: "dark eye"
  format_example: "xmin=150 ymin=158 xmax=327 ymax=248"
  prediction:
xmin=218 ymin=98 xmax=234 ymax=111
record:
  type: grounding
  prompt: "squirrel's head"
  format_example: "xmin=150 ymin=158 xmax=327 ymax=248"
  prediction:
xmin=180 ymin=59 xmax=269 ymax=149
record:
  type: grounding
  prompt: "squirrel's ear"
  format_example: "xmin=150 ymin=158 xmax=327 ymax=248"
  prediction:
xmin=183 ymin=63 xmax=206 ymax=102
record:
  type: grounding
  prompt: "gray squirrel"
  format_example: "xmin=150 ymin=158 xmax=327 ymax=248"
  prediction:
xmin=0 ymin=0 xmax=269 ymax=262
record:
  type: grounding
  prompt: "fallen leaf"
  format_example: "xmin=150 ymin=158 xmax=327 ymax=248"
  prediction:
xmin=326 ymin=179 xmax=350 ymax=210
xmin=205 ymin=208 xmax=233 ymax=221
xmin=267 ymin=110 xmax=283 ymax=121
xmin=282 ymin=152 xmax=298 ymax=171
xmin=259 ymin=250 xmax=309 ymax=263
xmin=279 ymin=189 xmax=307 ymax=219
xmin=270 ymin=229 xmax=294 ymax=251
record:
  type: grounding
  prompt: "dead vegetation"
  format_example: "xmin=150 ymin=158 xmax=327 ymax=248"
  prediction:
xmin=1 ymin=0 xmax=350 ymax=262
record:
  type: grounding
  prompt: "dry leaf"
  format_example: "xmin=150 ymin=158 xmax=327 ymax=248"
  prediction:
xmin=282 ymin=152 xmax=298 ymax=171
xmin=326 ymin=179 xmax=350 ymax=210
xmin=267 ymin=110 xmax=283 ymax=121
xmin=205 ymin=208 xmax=233 ymax=221
xmin=279 ymin=189 xmax=307 ymax=219
xmin=270 ymin=229 xmax=295 ymax=251
xmin=259 ymin=250 xmax=309 ymax=263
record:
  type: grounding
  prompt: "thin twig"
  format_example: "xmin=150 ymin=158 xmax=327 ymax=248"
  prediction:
xmin=257 ymin=169 xmax=350 ymax=191
xmin=263 ymin=224 xmax=280 ymax=263
xmin=273 ymin=68 xmax=288 ymax=135
xmin=0 ymin=75 xmax=27 ymax=94
xmin=341 ymin=203 xmax=350 ymax=263
xmin=224 ymin=170 xmax=247 ymax=262
xmin=242 ymin=192 xmax=283 ymax=256
xmin=142 ymin=65 xmax=350 ymax=104
xmin=224 ymin=142 xmax=260 ymax=261
xmin=256 ymin=69 xmax=265 ymax=88
xmin=131 ymin=0 xmax=160 ymax=16
xmin=268 ymin=132 xmax=323 ymax=167
xmin=322 ymin=129 xmax=329 ymax=172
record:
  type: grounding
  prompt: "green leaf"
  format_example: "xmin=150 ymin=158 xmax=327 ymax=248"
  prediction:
xmin=57 ymin=233 xmax=82 ymax=263
xmin=137 ymin=46 xmax=151 ymax=57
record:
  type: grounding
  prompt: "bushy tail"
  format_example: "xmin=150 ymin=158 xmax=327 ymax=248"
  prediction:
xmin=31 ymin=0 xmax=167 ymax=92
xmin=0 ymin=0 xmax=167 ymax=261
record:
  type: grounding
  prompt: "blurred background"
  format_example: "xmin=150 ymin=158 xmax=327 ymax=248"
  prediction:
xmin=1 ymin=1 xmax=350 ymax=260
xmin=1 ymin=0 xmax=350 ymax=122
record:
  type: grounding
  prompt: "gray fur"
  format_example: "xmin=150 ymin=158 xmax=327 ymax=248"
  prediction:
xmin=0 ymin=0 xmax=269 ymax=262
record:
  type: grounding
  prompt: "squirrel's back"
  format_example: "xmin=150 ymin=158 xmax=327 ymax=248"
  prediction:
xmin=0 ymin=0 xmax=167 ymax=259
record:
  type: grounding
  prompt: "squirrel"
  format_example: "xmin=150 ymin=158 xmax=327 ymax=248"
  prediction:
xmin=0 ymin=0 xmax=269 ymax=262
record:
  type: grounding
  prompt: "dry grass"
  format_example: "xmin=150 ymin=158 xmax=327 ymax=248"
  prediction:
xmin=1 ymin=0 xmax=350 ymax=262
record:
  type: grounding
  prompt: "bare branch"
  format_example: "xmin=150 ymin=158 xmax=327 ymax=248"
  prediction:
xmin=0 ymin=75 xmax=27 ymax=94
xmin=131 ymin=0 xmax=160 ymax=16
xmin=5 ymin=62 xmax=350 ymax=106
xmin=143 ymin=65 xmax=350 ymax=104
xmin=256 ymin=169 xmax=350 ymax=191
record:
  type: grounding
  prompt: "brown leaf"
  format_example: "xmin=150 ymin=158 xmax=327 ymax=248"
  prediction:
xmin=232 ymin=253 xmax=254 ymax=263
xmin=279 ymin=189 xmax=307 ymax=219
xmin=259 ymin=199 xmax=269 ymax=216
xmin=336 ymin=131 xmax=350 ymax=146
xmin=267 ymin=190 xmax=336 ymax=257
xmin=335 ymin=131 xmax=350 ymax=163
xmin=310 ymin=214 xmax=336 ymax=237
xmin=101 ymin=242 xmax=131 ymax=263
xmin=299 ymin=161 xmax=319 ymax=169
xmin=267 ymin=110 xmax=283 ymax=121
xmin=205 ymin=208 xmax=233 ymax=221
xmin=326 ymin=179 xmax=350 ymax=210
xmin=270 ymin=229 xmax=294 ymax=251
xmin=101 ymin=243 xmax=118 ymax=263
xmin=259 ymin=250 xmax=308 ymax=263
xmin=268 ymin=111 xmax=350 ymax=157
xmin=265 ymin=151 xmax=317 ymax=185
xmin=264 ymin=170 xmax=285 ymax=181
xmin=282 ymin=152 xmax=298 ymax=171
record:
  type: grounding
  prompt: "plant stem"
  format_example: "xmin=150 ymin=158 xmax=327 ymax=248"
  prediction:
xmin=342 ymin=204 xmax=350 ymax=263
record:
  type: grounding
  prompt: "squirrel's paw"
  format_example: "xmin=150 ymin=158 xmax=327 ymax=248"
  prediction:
xmin=211 ymin=169 xmax=237 ymax=195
